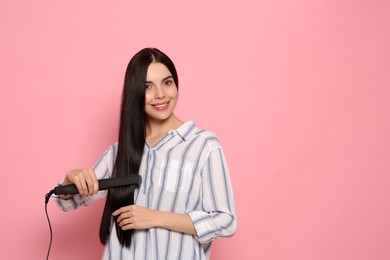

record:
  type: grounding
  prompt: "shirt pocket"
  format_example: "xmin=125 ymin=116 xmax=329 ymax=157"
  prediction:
xmin=158 ymin=159 xmax=193 ymax=192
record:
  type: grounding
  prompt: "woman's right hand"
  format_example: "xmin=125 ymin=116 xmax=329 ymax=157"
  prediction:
xmin=60 ymin=168 xmax=99 ymax=199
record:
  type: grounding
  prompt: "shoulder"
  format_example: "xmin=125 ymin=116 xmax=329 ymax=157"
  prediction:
xmin=182 ymin=121 xmax=222 ymax=150
xmin=98 ymin=143 xmax=118 ymax=160
xmin=93 ymin=143 xmax=118 ymax=174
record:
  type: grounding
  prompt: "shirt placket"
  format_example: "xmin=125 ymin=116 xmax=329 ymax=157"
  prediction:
xmin=143 ymin=148 xmax=152 ymax=195
xmin=143 ymin=131 xmax=176 ymax=195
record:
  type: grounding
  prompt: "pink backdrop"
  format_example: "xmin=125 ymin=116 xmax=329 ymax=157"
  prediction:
xmin=1 ymin=0 xmax=389 ymax=259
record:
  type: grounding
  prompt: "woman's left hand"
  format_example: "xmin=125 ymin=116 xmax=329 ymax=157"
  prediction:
xmin=112 ymin=205 xmax=159 ymax=230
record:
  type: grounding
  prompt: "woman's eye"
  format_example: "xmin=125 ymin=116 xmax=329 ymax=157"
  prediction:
xmin=145 ymin=84 xmax=152 ymax=89
xmin=164 ymin=80 xmax=173 ymax=86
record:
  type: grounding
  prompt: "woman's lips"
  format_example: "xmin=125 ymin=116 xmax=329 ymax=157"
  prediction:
xmin=152 ymin=101 xmax=170 ymax=110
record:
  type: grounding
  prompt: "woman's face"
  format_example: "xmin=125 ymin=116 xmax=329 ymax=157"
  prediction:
xmin=144 ymin=62 xmax=178 ymax=122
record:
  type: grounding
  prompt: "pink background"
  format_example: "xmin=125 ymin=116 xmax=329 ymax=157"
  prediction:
xmin=1 ymin=0 xmax=389 ymax=259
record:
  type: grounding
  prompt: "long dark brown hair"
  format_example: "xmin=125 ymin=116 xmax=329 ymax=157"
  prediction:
xmin=99 ymin=48 xmax=179 ymax=247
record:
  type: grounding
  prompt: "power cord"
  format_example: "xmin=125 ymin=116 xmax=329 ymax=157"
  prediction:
xmin=45 ymin=190 xmax=55 ymax=260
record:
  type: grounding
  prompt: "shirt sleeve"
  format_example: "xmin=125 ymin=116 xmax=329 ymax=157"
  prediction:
xmin=188 ymin=145 xmax=237 ymax=244
xmin=51 ymin=144 xmax=117 ymax=211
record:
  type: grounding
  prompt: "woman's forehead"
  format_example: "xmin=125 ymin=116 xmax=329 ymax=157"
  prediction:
xmin=146 ymin=62 xmax=172 ymax=81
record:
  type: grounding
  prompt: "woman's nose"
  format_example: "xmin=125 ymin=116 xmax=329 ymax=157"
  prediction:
xmin=154 ymin=85 xmax=165 ymax=99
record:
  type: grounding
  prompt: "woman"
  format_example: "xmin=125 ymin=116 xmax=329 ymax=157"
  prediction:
xmin=53 ymin=48 xmax=237 ymax=259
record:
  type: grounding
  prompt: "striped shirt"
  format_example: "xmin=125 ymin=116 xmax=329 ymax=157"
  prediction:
xmin=53 ymin=121 xmax=237 ymax=260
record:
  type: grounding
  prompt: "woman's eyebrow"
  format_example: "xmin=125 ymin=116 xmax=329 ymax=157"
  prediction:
xmin=162 ymin=75 xmax=173 ymax=81
xmin=145 ymin=75 xmax=173 ymax=84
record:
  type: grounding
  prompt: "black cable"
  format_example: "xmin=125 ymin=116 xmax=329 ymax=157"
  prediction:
xmin=45 ymin=190 xmax=55 ymax=260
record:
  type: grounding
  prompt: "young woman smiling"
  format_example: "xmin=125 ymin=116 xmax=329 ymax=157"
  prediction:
xmin=53 ymin=48 xmax=237 ymax=260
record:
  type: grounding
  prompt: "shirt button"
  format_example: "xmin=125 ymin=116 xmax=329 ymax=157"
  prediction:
xmin=145 ymin=168 xmax=149 ymax=173
xmin=169 ymin=131 xmax=174 ymax=135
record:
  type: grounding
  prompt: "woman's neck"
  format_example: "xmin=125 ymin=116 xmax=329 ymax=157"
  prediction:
xmin=145 ymin=114 xmax=183 ymax=147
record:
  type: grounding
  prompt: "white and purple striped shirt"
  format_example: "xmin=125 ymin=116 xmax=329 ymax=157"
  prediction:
xmin=53 ymin=121 xmax=237 ymax=260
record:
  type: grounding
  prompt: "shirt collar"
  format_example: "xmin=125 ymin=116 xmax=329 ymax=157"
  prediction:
xmin=173 ymin=121 xmax=197 ymax=141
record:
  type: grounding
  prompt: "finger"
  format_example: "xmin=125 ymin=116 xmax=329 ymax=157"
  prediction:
xmin=120 ymin=219 xmax=133 ymax=230
xmin=118 ymin=217 xmax=127 ymax=227
xmin=84 ymin=168 xmax=97 ymax=195
xmin=116 ymin=210 xmax=132 ymax=223
xmin=74 ymin=174 xmax=88 ymax=196
xmin=119 ymin=215 xmax=136 ymax=229
xmin=112 ymin=205 xmax=132 ymax=217
xmin=88 ymin=168 xmax=99 ymax=194
xmin=112 ymin=208 xmax=123 ymax=217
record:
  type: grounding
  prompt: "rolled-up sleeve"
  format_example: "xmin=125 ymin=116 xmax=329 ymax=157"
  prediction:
xmin=188 ymin=146 xmax=237 ymax=244
xmin=52 ymin=144 xmax=117 ymax=211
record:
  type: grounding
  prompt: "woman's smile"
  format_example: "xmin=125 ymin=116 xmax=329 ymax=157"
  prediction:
xmin=152 ymin=100 xmax=170 ymax=110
